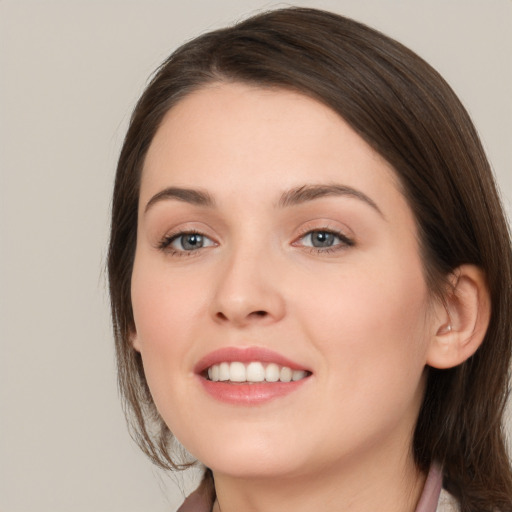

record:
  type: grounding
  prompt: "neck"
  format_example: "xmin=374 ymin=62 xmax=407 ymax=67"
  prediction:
xmin=211 ymin=445 xmax=426 ymax=512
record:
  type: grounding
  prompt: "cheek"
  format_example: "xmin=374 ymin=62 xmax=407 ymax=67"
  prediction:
xmin=131 ymin=255 xmax=206 ymax=347
xmin=298 ymin=254 xmax=431 ymax=396
xmin=130 ymin=255 xmax=208 ymax=410
xmin=294 ymin=264 xmax=431 ymax=452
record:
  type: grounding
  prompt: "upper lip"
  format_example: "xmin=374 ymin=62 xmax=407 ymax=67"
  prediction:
xmin=194 ymin=346 xmax=311 ymax=374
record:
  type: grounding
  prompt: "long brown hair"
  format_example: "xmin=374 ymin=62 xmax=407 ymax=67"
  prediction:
xmin=108 ymin=7 xmax=512 ymax=510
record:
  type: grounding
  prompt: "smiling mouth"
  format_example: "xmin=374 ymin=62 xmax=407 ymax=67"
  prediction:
xmin=206 ymin=361 xmax=310 ymax=383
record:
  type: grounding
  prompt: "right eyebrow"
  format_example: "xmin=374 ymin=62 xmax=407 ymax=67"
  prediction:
xmin=144 ymin=187 xmax=215 ymax=213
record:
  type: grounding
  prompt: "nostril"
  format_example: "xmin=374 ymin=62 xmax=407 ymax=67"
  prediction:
xmin=215 ymin=310 xmax=268 ymax=322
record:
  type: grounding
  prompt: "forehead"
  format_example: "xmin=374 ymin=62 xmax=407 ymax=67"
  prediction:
xmin=141 ymin=82 xmax=406 ymax=215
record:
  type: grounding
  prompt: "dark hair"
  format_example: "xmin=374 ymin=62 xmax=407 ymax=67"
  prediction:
xmin=108 ymin=7 xmax=512 ymax=510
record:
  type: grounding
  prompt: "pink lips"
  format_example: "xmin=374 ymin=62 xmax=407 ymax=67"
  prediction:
xmin=195 ymin=346 xmax=311 ymax=405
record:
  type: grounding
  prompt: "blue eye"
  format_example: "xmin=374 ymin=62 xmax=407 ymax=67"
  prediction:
xmin=175 ymin=233 xmax=206 ymax=250
xmin=300 ymin=230 xmax=354 ymax=250
xmin=160 ymin=232 xmax=215 ymax=253
xmin=304 ymin=231 xmax=337 ymax=248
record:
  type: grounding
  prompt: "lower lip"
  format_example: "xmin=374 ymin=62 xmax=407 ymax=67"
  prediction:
xmin=199 ymin=377 xmax=309 ymax=405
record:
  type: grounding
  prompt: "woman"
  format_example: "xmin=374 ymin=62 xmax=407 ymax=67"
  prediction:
xmin=108 ymin=7 xmax=512 ymax=512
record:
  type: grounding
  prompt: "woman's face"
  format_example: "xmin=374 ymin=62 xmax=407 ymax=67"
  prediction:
xmin=131 ymin=83 xmax=436 ymax=479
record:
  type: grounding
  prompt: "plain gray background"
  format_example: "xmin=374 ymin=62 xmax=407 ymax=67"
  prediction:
xmin=1 ymin=1 xmax=511 ymax=511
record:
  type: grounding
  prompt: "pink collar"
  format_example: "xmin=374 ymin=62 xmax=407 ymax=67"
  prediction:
xmin=415 ymin=464 xmax=443 ymax=512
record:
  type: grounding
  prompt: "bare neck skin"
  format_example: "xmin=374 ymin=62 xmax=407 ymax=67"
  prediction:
xmin=211 ymin=433 xmax=426 ymax=512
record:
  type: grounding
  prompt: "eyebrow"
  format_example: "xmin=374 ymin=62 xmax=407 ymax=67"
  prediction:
xmin=144 ymin=183 xmax=383 ymax=218
xmin=144 ymin=186 xmax=215 ymax=213
xmin=278 ymin=183 xmax=384 ymax=217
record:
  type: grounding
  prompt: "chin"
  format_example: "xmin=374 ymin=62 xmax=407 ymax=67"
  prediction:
xmin=207 ymin=452 xmax=305 ymax=480
xmin=180 ymin=427 xmax=308 ymax=479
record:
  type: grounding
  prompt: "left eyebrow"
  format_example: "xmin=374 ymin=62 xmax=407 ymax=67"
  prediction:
xmin=277 ymin=183 xmax=384 ymax=218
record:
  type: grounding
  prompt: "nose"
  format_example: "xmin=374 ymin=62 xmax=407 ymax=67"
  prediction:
xmin=209 ymin=245 xmax=286 ymax=328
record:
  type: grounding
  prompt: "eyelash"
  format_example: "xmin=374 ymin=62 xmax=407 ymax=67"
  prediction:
xmin=158 ymin=230 xmax=213 ymax=256
xmin=293 ymin=227 xmax=355 ymax=254
xmin=157 ymin=228 xmax=354 ymax=257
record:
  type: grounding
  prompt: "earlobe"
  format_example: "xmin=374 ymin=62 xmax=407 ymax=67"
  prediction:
xmin=131 ymin=331 xmax=142 ymax=352
xmin=426 ymin=265 xmax=491 ymax=370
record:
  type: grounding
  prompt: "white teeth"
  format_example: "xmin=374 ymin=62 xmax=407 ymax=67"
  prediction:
xmin=265 ymin=363 xmax=280 ymax=382
xmin=206 ymin=361 xmax=309 ymax=383
xmin=280 ymin=366 xmax=292 ymax=382
xmin=208 ymin=365 xmax=219 ymax=382
xmin=219 ymin=362 xmax=230 ymax=381
xmin=229 ymin=362 xmax=246 ymax=382
xmin=246 ymin=362 xmax=265 ymax=382
xmin=292 ymin=370 xmax=307 ymax=381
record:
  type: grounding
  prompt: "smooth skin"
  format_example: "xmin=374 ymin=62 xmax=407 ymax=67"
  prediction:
xmin=131 ymin=83 xmax=490 ymax=512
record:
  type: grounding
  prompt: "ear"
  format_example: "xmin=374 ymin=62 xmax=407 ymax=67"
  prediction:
xmin=426 ymin=265 xmax=491 ymax=369
xmin=130 ymin=329 xmax=142 ymax=353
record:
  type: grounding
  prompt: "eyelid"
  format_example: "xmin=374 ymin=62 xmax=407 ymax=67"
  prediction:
xmin=291 ymin=222 xmax=355 ymax=253
xmin=165 ymin=231 xmax=215 ymax=248
xmin=157 ymin=226 xmax=219 ymax=255
xmin=293 ymin=219 xmax=354 ymax=241
xmin=295 ymin=230 xmax=353 ymax=247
